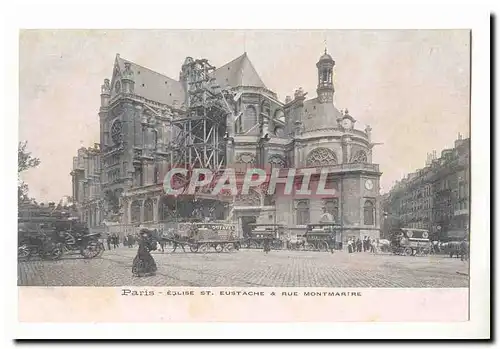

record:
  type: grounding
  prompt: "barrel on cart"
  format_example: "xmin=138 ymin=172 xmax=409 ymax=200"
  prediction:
xmin=246 ymin=224 xmax=286 ymax=250
xmin=304 ymin=223 xmax=341 ymax=252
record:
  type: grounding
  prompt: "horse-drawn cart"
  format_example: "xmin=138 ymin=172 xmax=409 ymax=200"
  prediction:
xmin=390 ymin=228 xmax=431 ymax=256
xmin=303 ymin=223 xmax=340 ymax=252
xmin=161 ymin=222 xmax=239 ymax=253
xmin=245 ymin=224 xmax=286 ymax=250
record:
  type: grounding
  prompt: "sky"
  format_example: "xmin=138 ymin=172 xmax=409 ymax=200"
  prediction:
xmin=19 ymin=29 xmax=470 ymax=202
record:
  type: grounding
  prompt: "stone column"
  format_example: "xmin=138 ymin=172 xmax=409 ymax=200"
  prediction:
xmin=342 ymin=136 xmax=352 ymax=163
xmin=153 ymin=197 xmax=159 ymax=222
xmin=126 ymin=199 xmax=132 ymax=224
xmin=139 ymin=199 xmax=145 ymax=223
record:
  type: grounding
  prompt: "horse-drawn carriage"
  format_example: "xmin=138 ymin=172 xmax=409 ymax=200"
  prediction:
xmin=390 ymin=228 xmax=431 ymax=256
xmin=302 ymin=223 xmax=340 ymax=252
xmin=245 ymin=224 xmax=286 ymax=250
xmin=18 ymin=216 xmax=104 ymax=260
xmin=160 ymin=222 xmax=240 ymax=253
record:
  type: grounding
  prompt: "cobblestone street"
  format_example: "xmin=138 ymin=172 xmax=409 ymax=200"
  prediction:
xmin=18 ymin=247 xmax=469 ymax=287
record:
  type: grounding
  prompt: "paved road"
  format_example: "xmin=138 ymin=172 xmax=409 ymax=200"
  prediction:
xmin=18 ymin=247 xmax=469 ymax=287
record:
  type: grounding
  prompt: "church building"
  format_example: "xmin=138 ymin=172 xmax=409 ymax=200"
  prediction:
xmin=71 ymin=49 xmax=382 ymax=242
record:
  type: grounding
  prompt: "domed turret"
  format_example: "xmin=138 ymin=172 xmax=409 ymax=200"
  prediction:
xmin=316 ymin=49 xmax=335 ymax=103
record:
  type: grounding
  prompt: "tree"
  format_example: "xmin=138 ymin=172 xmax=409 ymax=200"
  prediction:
xmin=18 ymin=141 xmax=40 ymax=202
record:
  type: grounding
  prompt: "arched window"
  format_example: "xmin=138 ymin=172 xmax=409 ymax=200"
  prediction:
xmin=351 ymin=150 xmax=368 ymax=163
xmin=306 ymin=147 xmax=338 ymax=167
xmin=243 ymin=105 xmax=257 ymax=134
xmin=296 ymin=200 xmax=310 ymax=226
xmin=324 ymin=198 xmax=339 ymax=223
xmin=363 ymin=200 xmax=375 ymax=226
xmin=158 ymin=196 xmax=175 ymax=221
xmin=268 ymin=154 xmax=286 ymax=169
xmin=131 ymin=200 xmax=141 ymax=223
xmin=144 ymin=199 xmax=154 ymax=222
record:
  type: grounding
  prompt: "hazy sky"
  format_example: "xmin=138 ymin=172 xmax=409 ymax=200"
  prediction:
xmin=19 ymin=29 xmax=470 ymax=202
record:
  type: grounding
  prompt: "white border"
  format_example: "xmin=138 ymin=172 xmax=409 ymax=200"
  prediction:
xmin=3 ymin=0 xmax=491 ymax=341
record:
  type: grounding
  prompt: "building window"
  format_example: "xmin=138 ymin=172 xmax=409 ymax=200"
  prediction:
xmin=131 ymin=201 xmax=141 ymax=223
xmin=324 ymin=198 xmax=339 ymax=222
xmin=296 ymin=200 xmax=310 ymax=226
xmin=144 ymin=199 xmax=154 ymax=222
xmin=243 ymin=105 xmax=257 ymax=134
xmin=306 ymin=147 xmax=338 ymax=167
xmin=363 ymin=200 xmax=375 ymax=226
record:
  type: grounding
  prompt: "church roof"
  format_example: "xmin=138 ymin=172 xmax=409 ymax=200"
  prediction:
xmin=301 ymin=98 xmax=343 ymax=131
xmin=113 ymin=52 xmax=266 ymax=107
xmin=116 ymin=55 xmax=185 ymax=106
xmin=213 ymin=52 xmax=266 ymax=88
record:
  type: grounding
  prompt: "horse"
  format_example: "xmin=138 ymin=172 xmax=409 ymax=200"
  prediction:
xmin=441 ymin=241 xmax=462 ymax=258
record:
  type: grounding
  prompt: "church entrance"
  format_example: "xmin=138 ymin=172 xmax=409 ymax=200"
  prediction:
xmin=241 ymin=216 xmax=257 ymax=239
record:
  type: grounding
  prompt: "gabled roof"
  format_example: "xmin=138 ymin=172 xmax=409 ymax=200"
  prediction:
xmin=115 ymin=55 xmax=185 ymax=106
xmin=213 ymin=52 xmax=266 ymax=88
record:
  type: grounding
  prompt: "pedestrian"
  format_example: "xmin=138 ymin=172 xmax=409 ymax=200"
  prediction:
xmin=356 ymin=238 xmax=362 ymax=252
xmin=112 ymin=234 xmax=119 ymax=249
xmin=263 ymin=238 xmax=271 ymax=254
xmin=132 ymin=228 xmax=158 ymax=277
xmin=106 ymin=234 xmax=111 ymax=251
xmin=347 ymin=238 xmax=353 ymax=253
xmin=363 ymin=236 xmax=368 ymax=252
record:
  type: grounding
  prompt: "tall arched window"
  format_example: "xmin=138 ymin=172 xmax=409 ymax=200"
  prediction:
xmin=243 ymin=105 xmax=257 ymax=134
xmin=363 ymin=200 xmax=375 ymax=226
xmin=131 ymin=200 xmax=141 ymax=223
xmin=144 ymin=199 xmax=154 ymax=222
xmin=296 ymin=200 xmax=310 ymax=226
xmin=325 ymin=198 xmax=339 ymax=223
xmin=158 ymin=196 xmax=174 ymax=221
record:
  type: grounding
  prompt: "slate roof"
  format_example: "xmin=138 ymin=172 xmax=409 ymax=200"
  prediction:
xmin=212 ymin=52 xmax=266 ymax=89
xmin=113 ymin=52 xmax=266 ymax=106
xmin=116 ymin=55 xmax=185 ymax=106
xmin=301 ymin=98 xmax=343 ymax=131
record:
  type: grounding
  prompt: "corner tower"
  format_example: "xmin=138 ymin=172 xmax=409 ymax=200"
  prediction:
xmin=316 ymin=49 xmax=335 ymax=103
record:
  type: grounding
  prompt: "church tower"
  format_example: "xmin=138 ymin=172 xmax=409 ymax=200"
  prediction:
xmin=316 ymin=49 xmax=335 ymax=103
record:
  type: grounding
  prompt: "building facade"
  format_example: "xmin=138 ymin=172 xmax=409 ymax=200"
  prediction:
xmin=72 ymin=50 xmax=383 ymax=241
xmin=383 ymin=135 xmax=470 ymax=240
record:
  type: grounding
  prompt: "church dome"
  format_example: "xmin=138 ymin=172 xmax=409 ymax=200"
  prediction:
xmin=301 ymin=99 xmax=343 ymax=132
xmin=319 ymin=52 xmax=333 ymax=62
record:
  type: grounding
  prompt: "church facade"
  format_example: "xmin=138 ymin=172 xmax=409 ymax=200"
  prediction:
xmin=71 ymin=50 xmax=382 ymax=241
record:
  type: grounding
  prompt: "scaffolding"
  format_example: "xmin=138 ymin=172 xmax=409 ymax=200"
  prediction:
xmin=169 ymin=58 xmax=232 ymax=171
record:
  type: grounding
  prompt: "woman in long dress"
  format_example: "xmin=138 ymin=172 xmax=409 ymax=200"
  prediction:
xmin=132 ymin=229 xmax=158 ymax=277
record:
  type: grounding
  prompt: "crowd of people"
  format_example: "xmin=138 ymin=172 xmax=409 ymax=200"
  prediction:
xmin=346 ymin=236 xmax=378 ymax=254
xmin=103 ymin=233 xmax=138 ymax=250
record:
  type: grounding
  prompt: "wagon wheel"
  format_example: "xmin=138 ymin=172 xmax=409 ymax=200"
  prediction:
xmin=249 ymin=241 xmax=259 ymax=249
xmin=165 ymin=240 xmax=177 ymax=253
xmin=214 ymin=244 xmax=224 ymax=253
xmin=317 ymin=241 xmax=329 ymax=252
xmin=18 ymin=245 xmax=31 ymax=260
xmin=42 ymin=244 xmax=64 ymax=260
xmin=81 ymin=240 xmax=102 ymax=259
xmin=189 ymin=244 xmax=199 ymax=253
xmin=199 ymin=243 xmax=209 ymax=254
xmin=404 ymin=247 xmax=413 ymax=256
xmin=224 ymin=243 xmax=235 ymax=253
xmin=306 ymin=243 xmax=316 ymax=251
